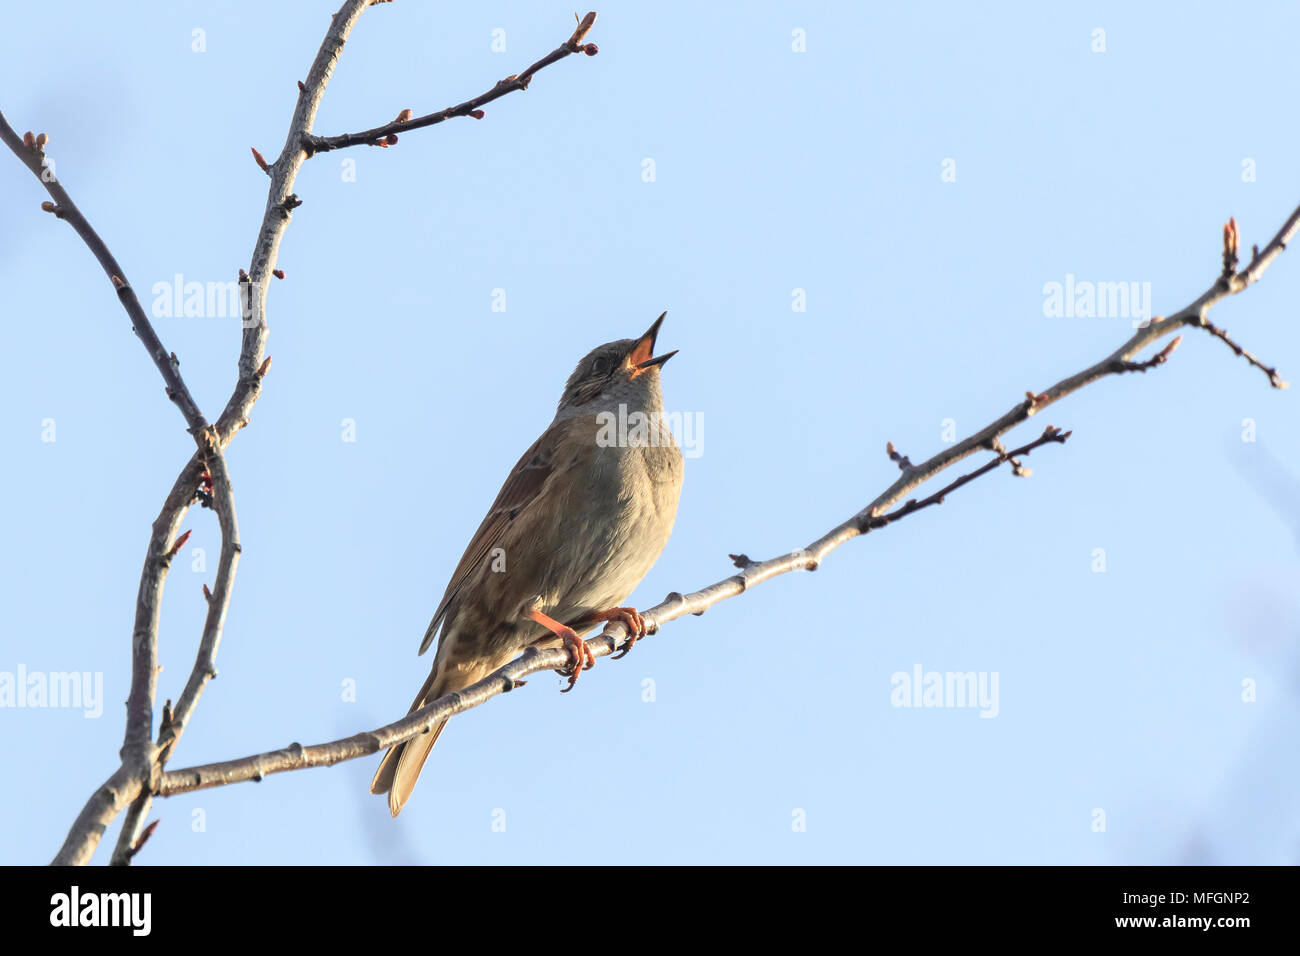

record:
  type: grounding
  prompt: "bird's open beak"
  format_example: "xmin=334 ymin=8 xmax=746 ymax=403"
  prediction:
xmin=629 ymin=312 xmax=677 ymax=374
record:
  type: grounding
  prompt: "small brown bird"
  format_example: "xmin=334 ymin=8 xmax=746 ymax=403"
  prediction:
xmin=371 ymin=313 xmax=684 ymax=815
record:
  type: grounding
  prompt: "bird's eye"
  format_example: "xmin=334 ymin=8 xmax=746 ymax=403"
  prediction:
xmin=591 ymin=358 xmax=609 ymax=376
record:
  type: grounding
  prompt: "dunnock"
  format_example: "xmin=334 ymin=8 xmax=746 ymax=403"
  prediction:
xmin=371 ymin=313 xmax=683 ymax=815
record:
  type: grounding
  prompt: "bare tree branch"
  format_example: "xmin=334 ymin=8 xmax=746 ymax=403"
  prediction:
xmin=158 ymin=201 xmax=1296 ymax=798
xmin=302 ymin=11 xmax=599 ymax=154
xmin=100 ymin=0 xmax=396 ymax=863
xmin=108 ymin=799 xmax=151 ymax=867
xmin=0 ymin=121 xmax=210 ymax=434
xmin=7 ymin=0 xmax=600 ymax=865
xmin=1201 ymin=318 xmax=1287 ymax=388
xmin=857 ymin=425 xmax=1073 ymax=531
xmin=109 ymin=435 xmax=243 ymax=865
xmin=0 ymin=107 xmax=233 ymax=869
xmin=39 ymin=1 xmax=371 ymax=871
xmin=158 ymin=440 xmax=242 ymax=765
xmin=0 ymin=119 xmax=221 ymax=836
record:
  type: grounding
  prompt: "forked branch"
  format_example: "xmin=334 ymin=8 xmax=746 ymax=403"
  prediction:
xmin=7 ymin=1 xmax=599 ymax=866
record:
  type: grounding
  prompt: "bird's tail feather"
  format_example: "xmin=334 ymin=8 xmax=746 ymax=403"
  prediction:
xmin=370 ymin=664 xmax=452 ymax=817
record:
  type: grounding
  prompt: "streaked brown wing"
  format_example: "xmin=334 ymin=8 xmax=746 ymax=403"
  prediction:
xmin=417 ymin=428 xmax=557 ymax=654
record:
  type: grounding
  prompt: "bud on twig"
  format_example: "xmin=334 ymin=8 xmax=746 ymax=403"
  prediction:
xmin=1222 ymin=216 xmax=1240 ymax=277
xmin=167 ymin=529 xmax=192 ymax=559
xmin=130 ymin=820 xmax=160 ymax=858
xmin=569 ymin=10 xmax=597 ymax=46
xmin=886 ymin=441 xmax=913 ymax=470
xmin=1156 ymin=335 xmax=1183 ymax=362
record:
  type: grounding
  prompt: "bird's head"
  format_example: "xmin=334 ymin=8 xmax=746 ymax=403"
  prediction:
xmin=558 ymin=312 xmax=676 ymax=413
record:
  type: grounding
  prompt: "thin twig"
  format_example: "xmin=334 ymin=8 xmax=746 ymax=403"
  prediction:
xmin=1116 ymin=334 xmax=1183 ymax=374
xmin=303 ymin=12 xmax=598 ymax=154
xmin=1200 ymin=320 xmax=1287 ymax=388
xmin=861 ymin=426 xmax=1073 ymax=532
xmin=108 ymin=803 xmax=154 ymax=867
xmin=109 ymin=430 xmax=242 ymax=865
xmin=157 ymin=434 xmax=242 ymax=765
xmin=0 ymin=116 xmax=209 ymax=434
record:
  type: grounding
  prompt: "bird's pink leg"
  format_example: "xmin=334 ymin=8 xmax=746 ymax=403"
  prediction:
xmin=571 ymin=607 xmax=647 ymax=660
xmin=527 ymin=609 xmax=594 ymax=693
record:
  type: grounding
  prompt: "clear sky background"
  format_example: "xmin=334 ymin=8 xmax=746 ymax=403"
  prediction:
xmin=2 ymin=1 xmax=1298 ymax=865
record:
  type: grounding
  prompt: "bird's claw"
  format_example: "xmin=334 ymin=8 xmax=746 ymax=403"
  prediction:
xmin=607 ymin=607 xmax=649 ymax=660
xmin=557 ymin=631 xmax=595 ymax=693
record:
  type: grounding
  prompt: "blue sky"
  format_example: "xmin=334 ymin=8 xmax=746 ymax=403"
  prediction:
xmin=2 ymin=1 xmax=1299 ymax=864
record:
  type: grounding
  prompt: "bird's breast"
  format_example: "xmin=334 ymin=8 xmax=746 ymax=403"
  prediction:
xmin=539 ymin=437 xmax=682 ymax=617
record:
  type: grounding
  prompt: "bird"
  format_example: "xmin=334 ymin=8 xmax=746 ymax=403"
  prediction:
xmin=371 ymin=313 xmax=684 ymax=816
